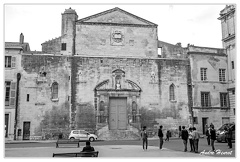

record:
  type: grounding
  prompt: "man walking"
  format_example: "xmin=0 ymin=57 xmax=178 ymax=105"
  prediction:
xmin=141 ymin=126 xmax=148 ymax=151
xmin=158 ymin=125 xmax=164 ymax=149
xmin=192 ymin=127 xmax=200 ymax=153
xmin=210 ymin=124 xmax=216 ymax=151
xmin=181 ymin=126 xmax=188 ymax=152
xmin=225 ymin=126 xmax=233 ymax=149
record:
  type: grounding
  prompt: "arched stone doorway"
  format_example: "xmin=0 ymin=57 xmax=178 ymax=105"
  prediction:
xmin=94 ymin=69 xmax=142 ymax=139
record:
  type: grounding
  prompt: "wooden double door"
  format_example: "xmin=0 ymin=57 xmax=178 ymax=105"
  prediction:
xmin=109 ymin=97 xmax=127 ymax=130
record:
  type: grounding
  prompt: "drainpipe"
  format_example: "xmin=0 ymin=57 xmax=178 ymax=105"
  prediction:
xmin=14 ymin=73 xmax=21 ymax=140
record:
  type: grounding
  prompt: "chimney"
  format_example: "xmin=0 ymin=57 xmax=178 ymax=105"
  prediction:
xmin=20 ymin=33 xmax=24 ymax=44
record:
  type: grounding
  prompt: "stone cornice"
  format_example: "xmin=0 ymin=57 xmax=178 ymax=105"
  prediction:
xmin=188 ymin=52 xmax=227 ymax=57
xmin=76 ymin=21 xmax=157 ymax=28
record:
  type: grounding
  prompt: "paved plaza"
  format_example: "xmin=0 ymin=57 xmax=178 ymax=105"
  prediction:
xmin=5 ymin=144 xmax=208 ymax=158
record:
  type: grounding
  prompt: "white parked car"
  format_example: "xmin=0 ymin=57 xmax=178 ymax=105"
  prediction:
xmin=68 ymin=130 xmax=97 ymax=142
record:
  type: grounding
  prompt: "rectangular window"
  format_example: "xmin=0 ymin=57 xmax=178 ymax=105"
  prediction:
xmin=5 ymin=56 xmax=16 ymax=68
xmin=158 ymin=48 xmax=162 ymax=57
xmin=220 ymin=93 xmax=228 ymax=107
xmin=232 ymin=61 xmax=234 ymax=69
xmin=61 ymin=43 xmax=66 ymax=51
xmin=5 ymin=56 xmax=12 ymax=68
xmin=201 ymin=92 xmax=210 ymax=107
xmin=200 ymin=68 xmax=207 ymax=81
xmin=5 ymin=82 xmax=11 ymax=106
xmin=232 ymin=90 xmax=235 ymax=95
xmin=27 ymin=94 xmax=30 ymax=102
xmin=219 ymin=69 xmax=226 ymax=82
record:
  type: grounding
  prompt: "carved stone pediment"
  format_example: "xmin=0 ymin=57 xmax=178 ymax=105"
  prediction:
xmin=95 ymin=79 xmax=141 ymax=92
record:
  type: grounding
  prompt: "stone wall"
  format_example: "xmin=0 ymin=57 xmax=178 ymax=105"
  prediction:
xmin=41 ymin=37 xmax=61 ymax=54
xmin=71 ymin=56 xmax=190 ymax=132
xmin=19 ymin=54 xmax=71 ymax=137
xmin=75 ymin=24 xmax=158 ymax=58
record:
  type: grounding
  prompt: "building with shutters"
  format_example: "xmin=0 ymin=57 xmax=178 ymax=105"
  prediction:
xmin=4 ymin=6 xmax=233 ymax=140
xmin=218 ymin=4 xmax=236 ymax=123
xmin=5 ymin=33 xmax=30 ymax=140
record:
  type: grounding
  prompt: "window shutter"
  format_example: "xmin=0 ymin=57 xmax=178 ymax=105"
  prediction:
xmin=9 ymin=82 xmax=16 ymax=106
xmin=11 ymin=57 xmax=16 ymax=68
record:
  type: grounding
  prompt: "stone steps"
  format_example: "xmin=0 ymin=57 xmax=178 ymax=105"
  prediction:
xmin=97 ymin=125 xmax=141 ymax=140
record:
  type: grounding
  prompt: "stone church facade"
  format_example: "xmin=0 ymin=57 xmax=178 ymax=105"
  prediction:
xmin=5 ymin=7 xmax=232 ymax=140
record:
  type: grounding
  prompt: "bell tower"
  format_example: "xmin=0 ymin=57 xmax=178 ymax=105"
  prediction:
xmin=61 ymin=7 xmax=78 ymax=55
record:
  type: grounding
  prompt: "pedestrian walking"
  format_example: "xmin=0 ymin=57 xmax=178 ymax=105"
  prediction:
xmin=210 ymin=124 xmax=216 ymax=151
xmin=158 ymin=125 xmax=164 ymax=149
xmin=165 ymin=130 xmax=170 ymax=141
xmin=225 ymin=126 xmax=232 ymax=149
xmin=188 ymin=127 xmax=195 ymax=152
xmin=181 ymin=126 xmax=188 ymax=152
xmin=179 ymin=126 xmax=182 ymax=138
xmin=141 ymin=126 xmax=148 ymax=151
xmin=205 ymin=125 xmax=211 ymax=145
xmin=192 ymin=127 xmax=200 ymax=153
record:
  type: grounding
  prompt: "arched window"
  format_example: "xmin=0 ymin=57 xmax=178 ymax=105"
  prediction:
xmin=52 ymin=82 xmax=58 ymax=99
xmin=169 ymin=84 xmax=175 ymax=101
xmin=132 ymin=101 xmax=137 ymax=123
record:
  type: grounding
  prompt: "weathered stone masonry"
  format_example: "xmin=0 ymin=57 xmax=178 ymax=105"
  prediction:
xmin=69 ymin=56 xmax=190 ymax=139
xmin=19 ymin=55 xmax=71 ymax=139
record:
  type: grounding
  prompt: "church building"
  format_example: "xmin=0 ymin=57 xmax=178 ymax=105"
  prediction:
xmin=5 ymin=7 xmax=231 ymax=140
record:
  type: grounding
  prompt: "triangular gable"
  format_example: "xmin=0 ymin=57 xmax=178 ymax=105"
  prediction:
xmin=77 ymin=7 xmax=157 ymax=27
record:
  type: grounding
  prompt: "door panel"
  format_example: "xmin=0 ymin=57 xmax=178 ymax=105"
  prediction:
xmin=109 ymin=100 xmax=117 ymax=130
xmin=109 ymin=97 xmax=127 ymax=130
xmin=23 ymin=122 xmax=30 ymax=140
xmin=5 ymin=114 xmax=9 ymax=137
xmin=118 ymin=105 xmax=127 ymax=130
xmin=202 ymin=118 xmax=208 ymax=134
xmin=80 ymin=130 xmax=88 ymax=140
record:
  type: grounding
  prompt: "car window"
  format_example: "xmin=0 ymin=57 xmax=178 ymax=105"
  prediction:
xmin=80 ymin=131 xmax=88 ymax=134
xmin=73 ymin=131 xmax=79 ymax=134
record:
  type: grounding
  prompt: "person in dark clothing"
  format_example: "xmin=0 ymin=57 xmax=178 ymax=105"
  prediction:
xmin=225 ymin=126 xmax=233 ymax=149
xmin=165 ymin=130 xmax=170 ymax=141
xmin=158 ymin=125 xmax=164 ymax=149
xmin=188 ymin=127 xmax=195 ymax=152
xmin=81 ymin=141 xmax=95 ymax=152
xmin=179 ymin=126 xmax=182 ymax=138
xmin=141 ymin=126 xmax=148 ymax=151
xmin=210 ymin=125 xmax=216 ymax=151
xmin=181 ymin=126 xmax=189 ymax=152
xmin=205 ymin=125 xmax=211 ymax=145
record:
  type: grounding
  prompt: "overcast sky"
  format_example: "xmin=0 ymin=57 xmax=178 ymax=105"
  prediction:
xmin=5 ymin=4 xmax=226 ymax=51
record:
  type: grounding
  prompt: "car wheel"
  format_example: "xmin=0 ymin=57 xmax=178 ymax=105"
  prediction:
xmin=89 ymin=137 xmax=94 ymax=142
xmin=70 ymin=137 xmax=75 ymax=140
